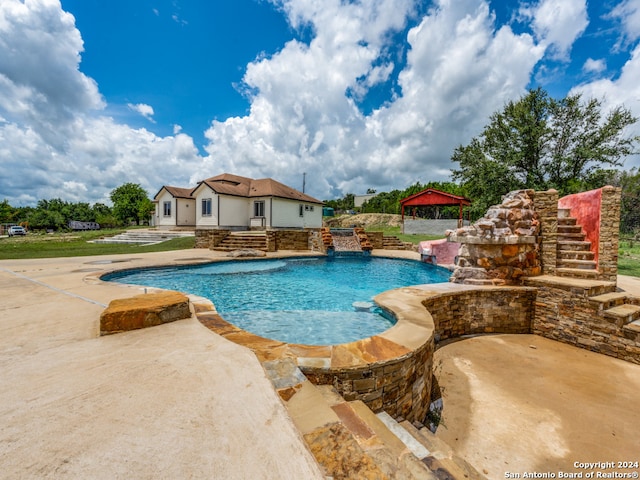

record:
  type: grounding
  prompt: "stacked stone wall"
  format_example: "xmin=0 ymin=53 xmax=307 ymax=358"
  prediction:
xmin=195 ymin=229 xmax=231 ymax=249
xmin=531 ymin=189 xmax=559 ymax=276
xmin=274 ymin=230 xmax=315 ymax=250
xmin=525 ymin=278 xmax=640 ymax=364
xmin=423 ymin=288 xmax=536 ymax=341
xmin=598 ymin=186 xmax=622 ymax=282
xmin=303 ymin=339 xmax=433 ymax=423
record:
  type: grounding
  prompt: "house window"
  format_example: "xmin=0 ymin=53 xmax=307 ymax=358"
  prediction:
xmin=254 ymin=200 xmax=265 ymax=217
xmin=163 ymin=201 xmax=171 ymax=217
xmin=202 ymin=198 xmax=212 ymax=216
xmin=299 ymin=204 xmax=304 ymax=217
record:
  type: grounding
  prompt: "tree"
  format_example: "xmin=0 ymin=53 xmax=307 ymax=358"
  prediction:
xmin=0 ymin=199 xmax=18 ymax=224
xmin=452 ymin=88 xmax=639 ymax=215
xmin=593 ymin=168 xmax=640 ymax=235
xmin=110 ymin=183 xmax=151 ymax=226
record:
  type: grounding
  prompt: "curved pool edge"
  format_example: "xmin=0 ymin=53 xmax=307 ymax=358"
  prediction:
xmin=188 ymin=282 xmax=449 ymax=422
xmin=88 ymin=250 xmax=536 ymax=423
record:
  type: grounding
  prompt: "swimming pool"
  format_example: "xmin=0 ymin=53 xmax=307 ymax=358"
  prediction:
xmin=104 ymin=256 xmax=450 ymax=345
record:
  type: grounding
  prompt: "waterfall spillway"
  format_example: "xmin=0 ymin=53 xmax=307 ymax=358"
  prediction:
xmin=330 ymin=228 xmax=363 ymax=255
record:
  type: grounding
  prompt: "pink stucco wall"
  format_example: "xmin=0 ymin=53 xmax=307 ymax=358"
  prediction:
xmin=419 ymin=239 xmax=460 ymax=266
xmin=558 ymin=189 xmax=602 ymax=264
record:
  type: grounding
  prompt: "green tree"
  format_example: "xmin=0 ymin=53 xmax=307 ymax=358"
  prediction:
xmin=452 ymin=88 xmax=639 ymax=215
xmin=0 ymin=199 xmax=18 ymax=224
xmin=594 ymin=168 xmax=640 ymax=235
xmin=110 ymin=183 xmax=151 ymax=226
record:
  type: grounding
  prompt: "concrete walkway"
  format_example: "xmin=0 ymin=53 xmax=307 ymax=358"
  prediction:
xmin=0 ymin=250 xmax=323 ymax=479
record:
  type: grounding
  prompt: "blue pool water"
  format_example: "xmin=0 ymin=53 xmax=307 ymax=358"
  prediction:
xmin=104 ymin=256 xmax=449 ymax=345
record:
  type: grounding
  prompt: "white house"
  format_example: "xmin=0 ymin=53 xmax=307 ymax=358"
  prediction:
xmin=154 ymin=173 xmax=323 ymax=230
xmin=153 ymin=186 xmax=196 ymax=229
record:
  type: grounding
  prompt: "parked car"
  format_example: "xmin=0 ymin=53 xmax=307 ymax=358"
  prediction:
xmin=7 ymin=226 xmax=26 ymax=236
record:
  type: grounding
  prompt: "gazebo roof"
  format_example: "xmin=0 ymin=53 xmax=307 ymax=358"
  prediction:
xmin=400 ymin=188 xmax=471 ymax=207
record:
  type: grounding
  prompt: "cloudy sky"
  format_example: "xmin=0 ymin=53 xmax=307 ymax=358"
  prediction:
xmin=1 ymin=0 xmax=639 ymax=206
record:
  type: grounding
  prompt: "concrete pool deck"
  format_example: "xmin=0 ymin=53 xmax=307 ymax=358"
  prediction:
xmin=1 ymin=248 xmax=639 ymax=478
xmin=0 ymin=249 xmax=325 ymax=479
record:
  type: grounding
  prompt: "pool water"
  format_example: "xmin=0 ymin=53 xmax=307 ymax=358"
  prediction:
xmin=104 ymin=256 xmax=449 ymax=345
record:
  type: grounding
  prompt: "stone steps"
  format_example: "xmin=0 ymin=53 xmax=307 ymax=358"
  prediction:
xmin=212 ymin=233 xmax=267 ymax=251
xmin=280 ymin=380 xmax=437 ymax=478
xmin=556 ymin=267 xmax=600 ymax=279
xmin=383 ymin=235 xmax=409 ymax=250
xmin=398 ymin=420 xmax=486 ymax=479
xmin=557 ymin=240 xmax=592 ymax=251
xmin=557 ymin=224 xmax=583 ymax=234
xmin=557 ymin=259 xmax=598 ymax=270
xmin=558 ymin=217 xmax=577 ymax=226
xmin=557 ymin=250 xmax=595 ymax=261
xmin=265 ymin=358 xmax=467 ymax=479
xmin=590 ymin=292 xmax=632 ymax=310
xmin=623 ymin=320 xmax=640 ymax=342
xmin=589 ymin=292 xmax=640 ymax=329
xmin=555 ymin=210 xmax=598 ymax=280
xmin=91 ymin=229 xmax=195 ymax=245
xmin=603 ymin=304 xmax=640 ymax=326
xmin=557 ymin=232 xmax=587 ymax=241
xmin=558 ymin=208 xmax=572 ymax=218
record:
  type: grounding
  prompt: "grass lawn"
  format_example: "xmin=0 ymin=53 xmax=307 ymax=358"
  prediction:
xmin=0 ymin=229 xmax=195 ymax=260
xmin=618 ymin=239 xmax=640 ymax=278
xmin=363 ymin=225 xmax=445 ymax=244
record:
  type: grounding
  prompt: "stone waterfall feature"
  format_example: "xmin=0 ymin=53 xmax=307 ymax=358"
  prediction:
xmin=446 ymin=190 xmax=542 ymax=285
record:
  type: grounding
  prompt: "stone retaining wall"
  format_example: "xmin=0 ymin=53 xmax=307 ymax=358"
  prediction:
xmin=524 ymin=277 xmax=640 ymax=364
xmin=302 ymin=337 xmax=434 ymax=423
xmin=422 ymin=288 xmax=536 ymax=341
xmin=195 ymin=229 xmax=230 ymax=248
xmin=274 ymin=230 xmax=317 ymax=251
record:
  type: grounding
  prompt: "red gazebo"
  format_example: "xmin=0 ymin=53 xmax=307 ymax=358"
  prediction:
xmin=400 ymin=188 xmax=471 ymax=228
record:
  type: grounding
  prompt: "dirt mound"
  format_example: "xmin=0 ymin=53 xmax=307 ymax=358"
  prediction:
xmin=324 ymin=213 xmax=402 ymax=228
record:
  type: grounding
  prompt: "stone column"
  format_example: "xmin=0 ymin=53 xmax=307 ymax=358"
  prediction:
xmin=598 ymin=186 xmax=622 ymax=282
xmin=532 ymin=189 xmax=558 ymax=276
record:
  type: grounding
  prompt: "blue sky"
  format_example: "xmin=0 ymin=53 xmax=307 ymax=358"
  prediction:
xmin=1 ymin=0 xmax=640 ymax=206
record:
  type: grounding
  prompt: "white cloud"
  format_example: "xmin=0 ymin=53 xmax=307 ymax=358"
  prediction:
xmin=571 ymin=43 xmax=640 ymax=171
xmin=519 ymin=0 xmax=588 ymax=60
xmin=0 ymin=0 xmax=201 ymax=206
xmin=201 ymin=0 xmax=545 ymax=198
xmin=583 ymin=58 xmax=606 ymax=73
xmin=607 ymin=0 xmax=640 ymax=46
xmin=128 ymin=103 xmax=156 ymax=122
